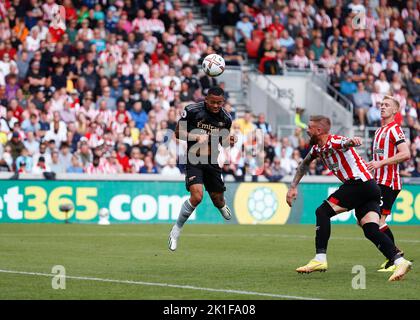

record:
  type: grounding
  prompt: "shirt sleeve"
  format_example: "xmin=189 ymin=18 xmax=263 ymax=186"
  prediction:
xmin=226 ymin=116 xmax=232 ymax=131
xmin=179 ymin=107 xmax=192 ymax=123
xmin=390 ymin=125 xmax=406 ymax=145
xmin=330 ymin=135 xmax=349 ymax=150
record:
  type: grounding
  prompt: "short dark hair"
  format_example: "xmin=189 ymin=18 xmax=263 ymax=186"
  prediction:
xmin=60 ymin=142 xmax=69 ymax=149
xmin=309 ymin=115 xmax=331 ymax=133
xmin=207 ymin=86 xmax=224 ymax=97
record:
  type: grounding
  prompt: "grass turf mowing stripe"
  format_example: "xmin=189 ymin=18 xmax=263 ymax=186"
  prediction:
xmin=0 ymin=269 xmax=322 ymax=300
xmin=1 ymin=232 xmax=419 ymax=244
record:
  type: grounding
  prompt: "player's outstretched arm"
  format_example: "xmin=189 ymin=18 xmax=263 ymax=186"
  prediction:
xmin=344 ymin=136 xmax=363 ymax=148
xmin=286 ymin=153 xmax=314 ymax=207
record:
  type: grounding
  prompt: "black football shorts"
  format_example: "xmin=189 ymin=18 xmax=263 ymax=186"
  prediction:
xmin=185 ymin=163 xmax=226 ymax=193
xmin=378 ymin=184 xmax=400 ymax=216
xmin=327 ymin=179 xmax=381 ymax=221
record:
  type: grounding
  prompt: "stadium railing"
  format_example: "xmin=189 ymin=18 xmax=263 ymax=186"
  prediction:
xmin=249 ymin=64 xmax=354 ymax=137
xmin=281 ymin=60 xmax=354 ymax=114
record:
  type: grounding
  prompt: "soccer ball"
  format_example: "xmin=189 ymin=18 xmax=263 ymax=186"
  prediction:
xmin=99 ymin=208 xmax=109 ymax=218
xmin=247 ymin=187 xmax=278 ymax=222
xmin=202 ymin=54 xmax=225 ymax=77
xmin=98 ymin=208 xmax=110 ymax=225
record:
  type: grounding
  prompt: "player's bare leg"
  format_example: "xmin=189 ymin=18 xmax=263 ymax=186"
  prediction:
xmin=296 ymin=200 xmax=345 ymax=273
xmin=209 ymin=191 xmax=232 ymax=220
xmin=168 ymin=184 xmax=203 ymax=251
xmin=360 ymin=212 xmax=412 ymax=281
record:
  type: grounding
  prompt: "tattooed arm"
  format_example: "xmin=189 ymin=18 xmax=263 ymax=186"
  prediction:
xmin=286 ymin=152 xmax=315 ymax=207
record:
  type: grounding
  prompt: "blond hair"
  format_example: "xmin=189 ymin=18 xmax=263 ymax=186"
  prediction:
xmin=383 ymin=95 xmax=400 ymax=110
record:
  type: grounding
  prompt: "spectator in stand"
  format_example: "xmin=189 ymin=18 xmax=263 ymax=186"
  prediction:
xmin=105 ymin=150 xmax=123 ymax=174
xmin=21 ymin=113 xmax=40 ymax=133
xmin=330 ymin=64 xmax=344 ymax=93
xmin=15 ymin=147 xmax=33 ymax=173
xmin=23 ymin=131 xmax=39 ymax=156
xmin=267 ymin=14 xmax=285 ymax=39
xmin=235 ymin=14 xmax=254 ymax=44
xmin=269 ymin=157 xmax=287 ymax=182
xmin=352 ymin=82 xmax=372 ymax=130
xmin=129 ymin=101 xmax=148 ymax=130
xmin=116 ymin=142 xmax=130 ymax=173
xmin=375 ymin=71 xmax=391 ymax=95
xmin=235 ymin=111 xmax=255 ymax=137
xmin=257 ymin=35 xmax=277 ymax=73
xmin=76 ymin=140 xmax=92 ymax=168
xmin=86 ymin=155 xmax=107 ymax=174
xmin=278 ymin=30 xmax=295 ymax=54
xmin=223 ymin=41 xmax=243 ymax=66
xmin=139 ymin=155 xmax=158 ymax=174
xmin=310 ymin=36 xmax=325 ymax=61
xmin=58 ymin=142 xmax=72 ymax=171
xmin=340 ymin=72 xmax=358 ymax=99
xmin=32 ymin=156 xmax=50 ymax=174
xmin=221 ymin=1 xmax=240 ymax=41
xmin=355 ymin=43 xmax=371 ymax=67
xmin=50 ymin=151 xmax=66 ymax=173
xmin=294 ymin=107 xmax=308 ymax=130
xmin=5 ymin=131 xmax=24 ymax=162
xmin=367 ymin=100 xmax=382 ymax=127
xmin=155 ymin=144 xmax=172 ymax=170
xmin=293 ymin=48 xmax=310 ymax=70
xmin=254 ymin=113 xmax=272 ymax=136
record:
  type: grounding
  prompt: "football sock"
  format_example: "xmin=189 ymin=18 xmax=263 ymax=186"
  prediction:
xmin=362 ymin=222 xmax=398 ymax=260
xmin=315 ymin=202 xmax=335 ymax=254
xmin=394 ymin=257 xmax=406 ymax=266
xmin=379 ymin=224 xmax=395 ymax=243
xmin=314 ymin=254 xmax=327 ymax=262
xmin=176 ymin=199 xmax=196 ymax=229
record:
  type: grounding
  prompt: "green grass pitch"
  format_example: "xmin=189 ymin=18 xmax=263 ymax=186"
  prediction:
xmin=0 ymin=224 xmax=418 ymax=300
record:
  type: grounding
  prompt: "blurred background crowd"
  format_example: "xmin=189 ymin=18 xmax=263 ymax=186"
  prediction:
xmin=0 ymin=0 xmax=418 ymax=181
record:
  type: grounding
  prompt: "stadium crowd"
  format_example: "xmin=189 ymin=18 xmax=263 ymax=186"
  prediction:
xmin=0 ymin=0 xmax=418 ymax=181
xmin=234 ymin=0 xmax=419 ymax=148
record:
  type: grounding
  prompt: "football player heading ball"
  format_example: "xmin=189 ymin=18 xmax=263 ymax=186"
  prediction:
xmin=168 ymin=86 xmax=236 ymax=251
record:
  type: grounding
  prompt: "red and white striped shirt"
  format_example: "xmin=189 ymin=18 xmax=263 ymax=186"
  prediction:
xmin=309 ymin=135 xmax=372 ymax=182
xmin=85 ymin=158 xmax=108 ymax=174
xmin=372 ymin=121 xmax=406 ymax=190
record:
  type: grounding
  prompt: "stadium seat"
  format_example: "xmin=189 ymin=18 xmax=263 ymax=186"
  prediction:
xmin=246 ymin=39 xmax=261 ymax=59
xmin=252 ymin=29 xmax=265 ymax=42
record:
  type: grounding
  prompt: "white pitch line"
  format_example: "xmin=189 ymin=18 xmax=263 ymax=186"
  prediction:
xmin=0 ymin=269 xmax=322 ymax=301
